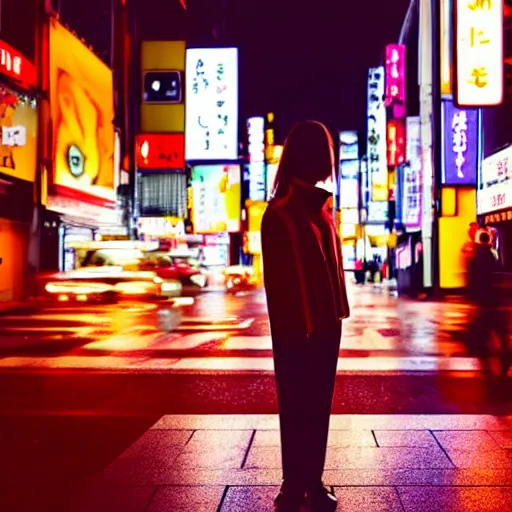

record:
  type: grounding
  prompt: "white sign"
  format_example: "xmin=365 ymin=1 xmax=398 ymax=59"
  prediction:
xmin=367 ymin=66 xmax=388 ymax=200
xmin=339 ymin=179 xmax=359 ymax=208
xmin=185 ymin=48 xmax=238 ymax=161
xmin=339 ymin=131 xmax=359 ymax=161
xmin=2 ymin=125 xmax=26 ymax=147
xmin=455 ymin=0 xmax=503 ymax=107
xmin=478 ymin=145 xmax=512 ymax=214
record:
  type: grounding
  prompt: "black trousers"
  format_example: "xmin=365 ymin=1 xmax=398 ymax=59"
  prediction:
xmin=272 ymin=324 xmax=341 ymax=493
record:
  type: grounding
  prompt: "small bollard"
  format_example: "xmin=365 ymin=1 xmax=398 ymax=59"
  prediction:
xmin=158 ymin=308 xmax=183 ymax=332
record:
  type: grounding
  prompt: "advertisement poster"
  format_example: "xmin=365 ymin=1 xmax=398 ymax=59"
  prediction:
xmin=384 ymin=44 xmax=406 ymax=118
xmin=339 ymin=178 xmax=359 ymax=208
xmin=185 ymin=48 xmax=238 ymax=161
xmin=0 ymin=85 xmax=37 ymax=183
xmin=441 ymin=100 xmax=478 ymax=185
xmin=191 ymin=164 xmax=241 ymax=233
xmin=49 ymin=18 xmax=115 ymax=202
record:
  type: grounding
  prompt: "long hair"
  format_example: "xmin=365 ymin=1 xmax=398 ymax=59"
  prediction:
xmin=271 ymin=120 xmax=334 ymax=199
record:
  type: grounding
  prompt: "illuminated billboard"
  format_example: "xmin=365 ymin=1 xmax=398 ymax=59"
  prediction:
xmin=136 ymin=133 xmax=185 ymax=169
xmin=247 ymin=116 xmax=266 ymax=200
xmin=404 ymin=117 xmax=422 ymax=229
xmin=339 ymin=178 xmax=359 ymax=208
xmin=339 ymin=131 xmax=359 ymax=161
xmin=441 ymin=100 xmax=478 ymax=185
xmin=455 ymin=0 xmax=503 ymax=107
xmin=190 ymin=164 xmax=241 ymax=233
xmin=387 ymin=120 xmax=405 ymax=167
xmin=49 ymin=18 xmax=115 ymax=202
xmin=185 ymin=48 xmax=238 ymax=161
xmin=0 ymin=84 xmax=37 ymax=183
xmin=384 ymin=44 xmax=406 ymax=118
xmin=367 ymin=66 xmax=388 ymax=201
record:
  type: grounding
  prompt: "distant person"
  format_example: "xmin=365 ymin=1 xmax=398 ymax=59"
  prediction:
xmin=262 ymin=121 xmax=350 ymax=512
xmin=467 ymin=229 xmax=510 ymax=378
xmin=461 ymin=221 xmax=479 ymax=272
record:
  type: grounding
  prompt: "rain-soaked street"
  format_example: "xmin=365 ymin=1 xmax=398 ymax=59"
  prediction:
xmin=0 ymin=280 xmax=510 ymax=415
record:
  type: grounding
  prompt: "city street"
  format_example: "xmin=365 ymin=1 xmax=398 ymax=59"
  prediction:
xmin=0 ymin=280 xmax=509 ymax=416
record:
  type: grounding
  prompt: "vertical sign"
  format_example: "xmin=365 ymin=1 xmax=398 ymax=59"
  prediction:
xmin=455 ymin=0 xmax=503 ymax=107
xmin=247 ymin=116 xmax=266 ymax=201
xmin=440 ymin=0 xmax=453 ymax=96
xmin=441 ymin=100 xmax=478 ymax=185
xmin=367 ymin=66 xmax=388 ymax=201
xmin=387 ymin=120 xmax=405 ymax=167
xmin=404 ymin=117 xmax=422 ymax=229
xmin=185 ymin=48 xmax=239 ymax=160
xmin=384 ymin=44 xmax=406 ymax=118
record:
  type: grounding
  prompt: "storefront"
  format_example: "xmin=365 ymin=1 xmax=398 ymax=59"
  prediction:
xmin=42 ymin=19 xmax=122 ymax=272
xmin=477 ymin=145 xmax=512 ymax=271
xmin=0 ymin=40 xmax=38 ymax=301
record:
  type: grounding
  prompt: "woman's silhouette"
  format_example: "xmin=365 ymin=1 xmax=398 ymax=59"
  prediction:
xmin=262 ymin=121 xmax=350 ymax=511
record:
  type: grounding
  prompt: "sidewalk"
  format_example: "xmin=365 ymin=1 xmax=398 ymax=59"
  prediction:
xmin=60 ymin=414 xmax=512 ymax=511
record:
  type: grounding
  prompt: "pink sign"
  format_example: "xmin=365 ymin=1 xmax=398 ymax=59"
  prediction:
xmin=385 ymin=44 xmax=406 ymax=118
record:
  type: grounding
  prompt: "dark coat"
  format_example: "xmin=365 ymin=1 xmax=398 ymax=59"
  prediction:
xmin=261 ymin=181 xmax=350 ymax=343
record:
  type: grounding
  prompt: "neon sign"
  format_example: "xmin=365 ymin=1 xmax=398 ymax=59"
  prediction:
xmin=0 ymin=40 xmax=36 ymax=88
xmin=384 ymin=44 xmax=406 ymax=118
xmin=387 ymin=120 xmax=405 ymax=167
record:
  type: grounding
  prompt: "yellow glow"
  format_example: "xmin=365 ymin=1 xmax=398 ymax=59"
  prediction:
xmin=141 ymin=41 xmax=185 ymax=70
xmin=441 ymin=187 xmax=457 ymax=216
xmin=76 ymin=294 xmax=88 ymax=302
xmin=140 ymin=140 xmax=149 ymax=159
xmin=341 ymin=224 xmax=357 ymax=237
xmin=46 ymin=282 xmax=112 ymax=295
xmin=50 ymin=19 xmax=115 ymax=200
xmin=267 ymin=112 xmax=274 ymax=123
xmin=115 ymin=281 xmax=156 ymax=295
xmin=455 ymin=0 xmax=503 ymax=106
xmin=439 ymin=188 xmax=476 ymax=289
xmin=248 ymin=201 xmax=268 ymax=232
xmin=58 ymin=295 xmax=70 ymax=302
xmin=440 ymin=0 xmax=452 ymax=95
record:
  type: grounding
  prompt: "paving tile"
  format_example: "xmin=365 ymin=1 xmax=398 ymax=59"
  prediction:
xmin=398 ymin=486 xmax=512 ymax=511
xmin=335 ymin=487 xmax=403 ymax=512
xmin=252 ymin=429 xmax=376 ymax=447
xmin=151 ymin=415 xmax=279 ymax=430
xmin=433 ymin=431 xmax=500 ymax=452
xmin=221 ymin=486 xmax=279 ymax=511
xmin=488 ymin=431 xmax=512 ymax=449
xmin=101 ymin=446 xmax=184 ymax=484
xmin=172 ymin=430 xmax=252 ymax=470
xmin=64 ymin=484 xmax=156 ymax=512
xmin=325 ymin=447 xmax=453 ymax=470
xmin=245 ymin=446 xmax=452 ymax=470
xmin=374 ymin=430 xmax=437 ymax=448
xmin=118 ymin=430 xmax=193 ymax=459
xmin=146 ymin=485 xmax=225 ymax=512
xmin=447 ymin=449 xmax=512 ymax=469
xmin=328 ymin=415 xmax=511 ymax=431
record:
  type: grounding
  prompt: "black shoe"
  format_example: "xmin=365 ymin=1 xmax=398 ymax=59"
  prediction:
xmin=274 ymin=490 xmax=305 ymax=512
xmin=306 ymin=485 xmax=337 ymax=512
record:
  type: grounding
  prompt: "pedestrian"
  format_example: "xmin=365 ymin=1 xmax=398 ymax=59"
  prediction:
xmin=466 ymin=229 xmax=510 ymax=379
xmin=261 ymin=120 xmax=350 ymax=512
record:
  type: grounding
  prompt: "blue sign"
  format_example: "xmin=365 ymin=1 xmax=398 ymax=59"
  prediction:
xmin=441 ymin=100 xmax=478 ymax=185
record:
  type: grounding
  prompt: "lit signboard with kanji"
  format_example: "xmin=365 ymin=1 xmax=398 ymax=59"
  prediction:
xmin=455 ymin=0 xmax=503 ymax=107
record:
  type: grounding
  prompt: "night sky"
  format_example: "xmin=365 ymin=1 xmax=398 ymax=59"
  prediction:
xmin=230 ymin=0 xmax=411 ymax=142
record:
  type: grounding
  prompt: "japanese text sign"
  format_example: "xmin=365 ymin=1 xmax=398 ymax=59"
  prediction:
xmin=478 ymin=145 xmax=512 ymax=215
xmin=136 ymin=133 xmax=185 ymax=169
xmin=0 ymin=39 xmax=36 ymax=88
xmin=367 ymin=66 xmax=388 ymax=201
xmin=386 ymin=120 xmax=405 ymax=167
xmin=455 ymin=0 xmax=503 ymax=107
xmin=185 ymin=48 xmax=238 ymax=161
xmin=441 ymin=100 xmax=477 ymax=185
xmin=384 ymin=44 xmax=406 ymax=118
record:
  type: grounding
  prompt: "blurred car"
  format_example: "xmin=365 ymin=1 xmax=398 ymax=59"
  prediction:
xmin=224 ymin=265 xmax=259 ymax=294
xmin=142 ymin=251 xmax=208 ymax=289
xmin=38 ymin=247 xmax=183 ymax=303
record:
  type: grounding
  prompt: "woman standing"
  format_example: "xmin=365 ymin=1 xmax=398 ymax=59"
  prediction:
xmin=261 ymin=121 xmax=350 ymax=511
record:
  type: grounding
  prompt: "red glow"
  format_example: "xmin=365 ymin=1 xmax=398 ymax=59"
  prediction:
xmin=387 ymin=120 xmax=405 ymax=167
xmin=0 ymin=39 xmax=37 ymax=88
xmin=136 ymin=133 xmax=185 ymax=169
